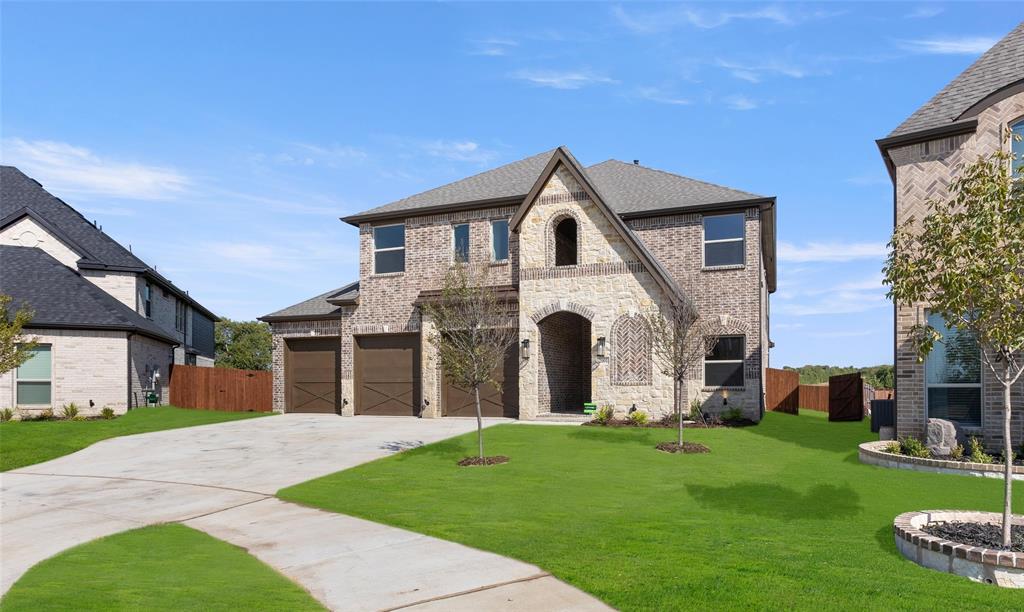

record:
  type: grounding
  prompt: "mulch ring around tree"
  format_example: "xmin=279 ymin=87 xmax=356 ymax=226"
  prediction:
xmin=656 ymin=442 xmax=710 ymax=454
xmin=921 ymin=521 xmax=1024 ymax=552
xmin=585 ymin=419 xmax=756 ymax=429
xmin=457 ymin=456 xmax=510 ymax=467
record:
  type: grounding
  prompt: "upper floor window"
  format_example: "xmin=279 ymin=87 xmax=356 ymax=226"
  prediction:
xmin=925 ymin=312 xmax=981 ymax=426
xmin=705 ymin=335 xmax=744 ymax=387
xmin=452 ymin=223 xmax=469 ymax=263
xmin=703 ymin=213 xmax=745 ymax=267
xmin=1011 ymin=118 xmax=1024 ymax=176
xmin=175 ymin=299 xmax=186 ymax=332
xmin=554 ymin=217 xmax=578 ymax=266
xmin=373 ymin=224 xmax=405 ymax=274
xmin=142 ymin=282 xmax=152 ymax=317
xmin=16 ymin=344 xmax=52 ymax=405
xmin=491 ymin=219 xmax=509 ymax=262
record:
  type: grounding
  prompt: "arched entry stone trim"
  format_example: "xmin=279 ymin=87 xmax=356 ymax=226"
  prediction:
xmin=530 ymin=301 xmax=596 ymax=324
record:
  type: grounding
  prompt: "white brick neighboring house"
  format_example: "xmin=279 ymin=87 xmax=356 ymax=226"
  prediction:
xmin=877 ymin=22 xmax=1024 ymax=450
xmin=261 ymin=147 xmax=777 ymax=421
xmin=0 ymin=166 xmax=218 ymax=416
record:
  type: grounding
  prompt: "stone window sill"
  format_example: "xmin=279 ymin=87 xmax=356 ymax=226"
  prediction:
xmin=490 ymin=260 xmax=510 ymax=267
xmin=371 ymin=272 xmax=405 ymax=279
xmin=702 ymin=387 xmax=746 ymax=392
xmin=702 ymin=264 xmax=745 ymax=272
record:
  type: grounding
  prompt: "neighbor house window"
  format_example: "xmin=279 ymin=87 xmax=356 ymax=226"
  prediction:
xmin=703 ymin=213 xmax=745 ymax=267
xmin=373 ymin=224 xmax=405 ymax=274
xmin=142 ymin=283 xmax=152 ymax=317
xmin=16 ymin=344 xmax=52 ymax=405
xmin=452 ymin=223 xmax=469 ymax=263
xmin=491 ymin=219 xmax=509 ymax=262
xmin=554 ymin=217 xmax=578 ymax=266
xmin=175 ymin=300 xmax=186 ymax=332
xmin=925 ymin=312 xmax=981 ymax=426
xmin=705 ymin=336 xmax=744 ymax=387
xmin=1012 ymin=118 xmax=1024 ymax=176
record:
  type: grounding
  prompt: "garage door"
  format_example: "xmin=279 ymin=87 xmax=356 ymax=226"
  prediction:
xmin=285 ymin=337 xmax=339 ymax=414
xmin=355 ymin=334 xmax=420 ymax=416
xmin=443 ymin=344 xmax=518 ymax=418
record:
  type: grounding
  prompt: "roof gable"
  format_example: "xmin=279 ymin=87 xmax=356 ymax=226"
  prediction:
xmin=259 ymin=281 xmax=359 ymax=321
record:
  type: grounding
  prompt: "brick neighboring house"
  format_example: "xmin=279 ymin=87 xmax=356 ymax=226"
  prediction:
xmin=261 ymin=147 xmax=777 ymax=420
xmin=0 ymin=166 xmax=218 ymax=416
xmin=877 ymin=22 xmax=1024 ymax=449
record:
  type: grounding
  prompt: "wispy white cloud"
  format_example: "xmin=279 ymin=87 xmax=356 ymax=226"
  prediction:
xmin=634 ymin=86 xmax=691 ymax=105
xmin=2 ymin=138 xmax=189 ymax=200
xmin=779 ymin=241 xmax=887 ymax=263
xmin=897 ymin=36 xmax=998 ymax=55
xmin=904 ymin=6 xmax=944 ymax=19
xmin=773 ymin=322 xmax=805 ymax=330
xmin=420 ymin=140 xmax=499 ymax=164
xmin=715 ymin=58 xmax=822 ymax=83
xmin=808 ymin=329 xmax=877 ymax=339
xmin=611 ymin=4 xmax=841 ymax=33
xmin=202 ymin=235 xmax=358 ymax=274
xmin=724 ymin=95 xmax=759 ymax=111
xmin=470 ymin=38 xmax=518 ymax=56
xmin=509 ymin=68 xmax=617 ymax=90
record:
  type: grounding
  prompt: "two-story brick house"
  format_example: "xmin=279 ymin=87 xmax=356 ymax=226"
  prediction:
xmin=261 ymin=147 xmax=776 ymax=420
xmin=877 ymin=22 xmax=1024 ymax=449
xmin=0 ymin=166 xmax=217 ymax=415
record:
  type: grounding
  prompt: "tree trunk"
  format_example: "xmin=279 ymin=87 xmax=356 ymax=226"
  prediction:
xmin=1002 ymin=367 xmax=1013 ymax=548
xmin=677 ymin=377 xmax=684 ymax=447
xmin=474 ymin=385 xmax=484 ymax=459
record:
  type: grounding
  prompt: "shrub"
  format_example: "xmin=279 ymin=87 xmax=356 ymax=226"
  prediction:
xmin=627 ymin=410 xmax=649 ymax=426
xmin=60 ymin=403 xmax=79 ymax=420
xmin=593 ymin=405 xmax=615 ymax=425
xmin=883 ymin=441 xmax=902 ymax=455
xmin=967 ymin=436 xmax=993 ymax=464
xmin=689 ymin=399 xmax=703 ymax=422
xmin=950 ymin=444 xmax=964 ymax=461
xmin=0 ymin=408 xmax=13 ymax=422
xmin=899 ymin=436 xmax=930 ymax=458
xmin=100 ymin=407 xmax=116 ymax=420
xmin=660 ymin=411 xmax=681 ymax=425
xmin=722 ymin=407 xmax=745 ymax=424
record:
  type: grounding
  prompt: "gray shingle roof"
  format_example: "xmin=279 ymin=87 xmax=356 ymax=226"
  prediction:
xmin=0 ymin=245 xmax=178 ymax=343
xmin=342 ymin=149 xmax=766 ymax=223
xmin=259 ymin=281 xmax=359 ymax=321
xmin=888 ymin=22 xmax=1024 ymax=138
xmin=1 ymin=166 xmax=217 ymax=320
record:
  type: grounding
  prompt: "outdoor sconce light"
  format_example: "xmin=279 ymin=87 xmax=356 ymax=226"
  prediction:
xmin=722 ymin=389 xmax=729 ymax=407
xmin=596 ymin=336 xmax=606 ymax=358
xmin=521 ymin=338 xmax=530 ymax=359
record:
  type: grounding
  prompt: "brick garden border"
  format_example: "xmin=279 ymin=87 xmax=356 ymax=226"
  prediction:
xmin=859 ymin=440 xmax=1024 ymax=481
xmin=893 ymin=510 xmax=1023 ymax=587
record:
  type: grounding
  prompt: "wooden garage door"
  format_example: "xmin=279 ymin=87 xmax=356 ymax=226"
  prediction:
xmin=443 ymin=345 xmax=518 ymax=418
xmin=355 ymin=334 xmax=420 ymax=416
xmin=285 ymin=337 xmax=339 ymax=414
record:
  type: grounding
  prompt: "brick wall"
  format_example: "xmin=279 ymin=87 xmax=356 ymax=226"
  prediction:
xmin=81 ymin=270 xmax=137 ymax=310
xmin=129 ymin=333 xmax=174 ymax=408
xmin=0 ymin=217 xmax=81 ymax=267
xmin=537 ymin=311 xmax=591 ymax=412
xmin=889 ymin=91 xmax=1024 ymax=449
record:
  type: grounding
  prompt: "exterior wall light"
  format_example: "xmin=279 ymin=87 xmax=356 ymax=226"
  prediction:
xmin=722 ymin=389 xmax=729 ymax=406
xmin=596 ymin=336 xmax=607 ymax=358
xmin=521 ymin=338 xmax=530 ymax=359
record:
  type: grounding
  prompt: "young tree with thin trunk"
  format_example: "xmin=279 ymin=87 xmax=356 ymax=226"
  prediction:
xmin=883 ymin=134 xmax=1024 ymax=548
xmin=423 ymin=264 xmax=518 ymax=461
xmin=1 ymin=294 xmax=36 ymax=375
xmin=645 ymin=296 xmax=723 ymax=447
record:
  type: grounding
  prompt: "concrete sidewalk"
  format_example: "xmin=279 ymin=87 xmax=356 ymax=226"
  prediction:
xmin=1 ymin=414 xmax=609 ymax=610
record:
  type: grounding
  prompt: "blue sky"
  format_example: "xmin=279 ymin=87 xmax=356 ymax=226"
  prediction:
xmin=2 ymin=2 xmax=1017 ymax=367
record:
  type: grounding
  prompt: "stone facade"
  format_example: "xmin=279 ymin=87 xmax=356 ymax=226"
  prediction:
xmin=889 ymin=91 xmax=1024 ymax=449
xmin=80 ymin=269 xmax=137 ymax=310
xmin=0 ymin=216 xmax=81 ymax=267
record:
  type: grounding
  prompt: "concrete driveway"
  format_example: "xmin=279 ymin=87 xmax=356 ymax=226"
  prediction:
xmin=1 ymin=414 xmax=608 ymax=611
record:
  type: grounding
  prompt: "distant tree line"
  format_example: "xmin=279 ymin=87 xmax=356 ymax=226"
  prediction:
xmin=214 ymin=319 xmax=272 ymax=371
xmin=782 ymin=364 xmax=894 ymax=389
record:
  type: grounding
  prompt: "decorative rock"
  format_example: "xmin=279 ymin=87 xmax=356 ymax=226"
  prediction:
xmin=926 ymin=418 xmax=959 ymax=456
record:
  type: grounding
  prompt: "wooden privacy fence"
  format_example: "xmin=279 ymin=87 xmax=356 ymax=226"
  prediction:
xmin=828 ymin=372 xmax=865 ymax=421
xmin=169 ymin=365 xmax=272 ymax=412
xmin=765 ymin=368 xmax=799 ymax=414
xmin=799 ymin=385 xmax=830 ymax=412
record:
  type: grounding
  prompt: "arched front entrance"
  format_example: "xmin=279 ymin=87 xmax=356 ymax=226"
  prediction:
xmin=537 ymin=311 xmax=592 ymax=413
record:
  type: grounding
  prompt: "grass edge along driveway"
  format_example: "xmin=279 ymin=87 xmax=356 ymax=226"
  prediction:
xmin=279 ymin=411 xmax=1022 ymax=611
xmin=0 ymin=406 xmax=269 ymax=471
xmin=0 ymin=523 xmax=324 ymax=611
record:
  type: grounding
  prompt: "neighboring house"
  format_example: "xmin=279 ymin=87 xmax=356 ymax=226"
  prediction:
xmin=0 ymin=166 xmax=217 ymax=415
xmin=261 ymin=147 xmax=776 ymax=420
xmin=877 ymin=22 xmax=1024 ymax=449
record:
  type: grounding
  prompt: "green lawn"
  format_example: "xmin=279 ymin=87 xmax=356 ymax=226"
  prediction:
xmin=0 ymin=406 xmax=269 ymax=471
xmin=279 ymin=411 xmax=1022 ymax=610
xmin=0 ymin=524 xmax=323 ymax=611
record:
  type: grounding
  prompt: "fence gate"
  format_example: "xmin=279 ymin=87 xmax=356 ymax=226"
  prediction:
xmin=828 ymin=372 xmax=864 ymax=421
xmin=169 ymin=365 xmax=272 ymax=412
xmin=765 ymin=368 xmax=799 ymax=414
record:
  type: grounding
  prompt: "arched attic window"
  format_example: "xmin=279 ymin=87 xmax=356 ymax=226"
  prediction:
xmin=1012 ymin=117 xmax=1024 ymax=176
xmin=554 ymin=217 xmax=578 ymax=266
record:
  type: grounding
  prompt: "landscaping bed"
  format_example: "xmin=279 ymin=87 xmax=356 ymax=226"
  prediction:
xmin=457 ymin=455 xmax=509 ymax=467
xmin=921 ymin=521 xmax=1023 ymax=552
xmin=655 ymin=441 xmax=710 ymax=454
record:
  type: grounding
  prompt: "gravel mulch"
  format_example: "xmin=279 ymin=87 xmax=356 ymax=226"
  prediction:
xmin=921 ymin=521 xmax=1023 ymax=552
xmin=585 ymin=418 xmax=756 ymax=429
xmin=656 ymin=441 xmax=710 ymax=454
xmin=457 ymin=456 xmax=510 ymax=467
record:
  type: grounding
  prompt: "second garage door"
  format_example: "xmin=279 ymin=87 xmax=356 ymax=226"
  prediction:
xmin=443 ymin=344 xmax=518 ymax=418
xmin=355 ymin=334 xmax=420 ymax=416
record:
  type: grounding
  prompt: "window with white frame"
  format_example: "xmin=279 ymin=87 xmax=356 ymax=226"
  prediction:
xmin=175 ymin=299 xmax=186 ymax=332
xmin=16 ymin=344 xmax=52 ymax=405
xmin=452 ymin=223 xmax=470 ymax=263
xmin=491 ymin=219 xmax=509 ymax=262
xmin=925 ymin=312 xmax=981 ymax=426
xmin=1012 ymin=118 xmax=1024 ymax=176
xmin=705 ymin=336 xmax=744 ymax=387
xmin=703 ymin=213 xmax=745 ymax=267
xmin=373 ymin=224 xmax=405 ymax=274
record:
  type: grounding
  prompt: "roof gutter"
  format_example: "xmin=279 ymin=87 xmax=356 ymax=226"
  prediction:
xmin=340 ymin=195 xmax=525 ymax=226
